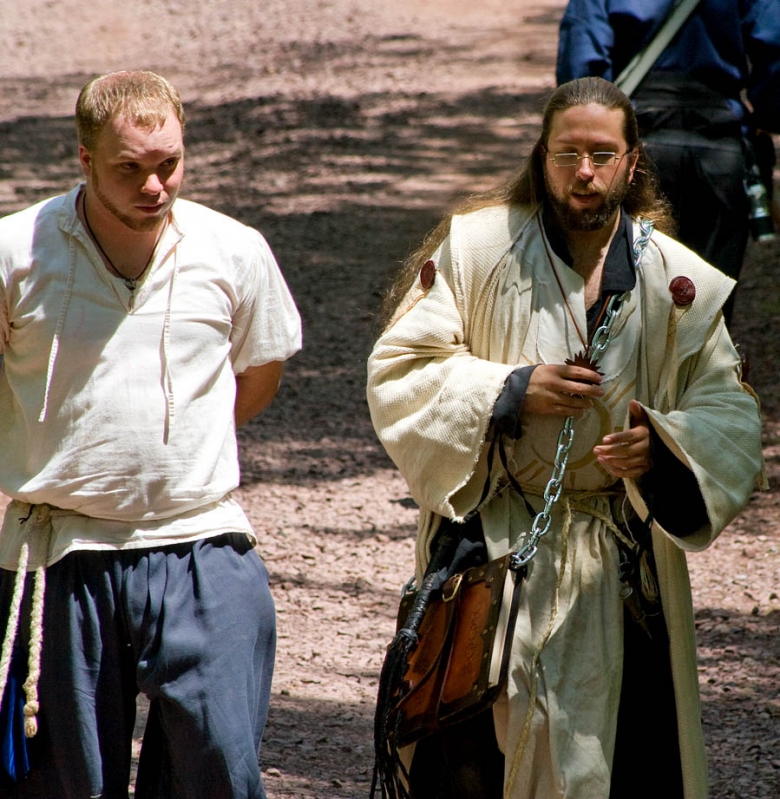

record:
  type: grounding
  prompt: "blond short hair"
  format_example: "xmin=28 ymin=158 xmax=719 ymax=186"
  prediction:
xmin=76 ymin=70 xmax=185 ymax=150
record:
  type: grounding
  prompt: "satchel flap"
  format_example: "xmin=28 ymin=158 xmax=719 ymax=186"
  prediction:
xmin=393 ymin=554 xmax=514 ymax=746
xmin=439 ymin=554 xmax=511 ymax=719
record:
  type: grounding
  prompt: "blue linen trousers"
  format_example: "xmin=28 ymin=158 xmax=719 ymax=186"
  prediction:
xmin=0 ymin=532 xmax=276 ymax=799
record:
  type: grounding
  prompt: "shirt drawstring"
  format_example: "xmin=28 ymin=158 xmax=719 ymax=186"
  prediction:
xmin=38 ymin=239 xmax=77 ymax=423
xmin=40 ymin=216 xmax=181 ymax=438
xmin=161 ymin=245 xmax=179 ymax=444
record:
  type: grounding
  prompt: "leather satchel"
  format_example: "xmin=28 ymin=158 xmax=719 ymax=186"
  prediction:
xmin=392 ymin=551 xmax=521 ymax=747
xmin=371 ymin=517 xmax=526 ymax=799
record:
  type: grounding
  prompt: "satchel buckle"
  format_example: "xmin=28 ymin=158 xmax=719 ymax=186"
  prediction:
xmin=442 ymin=572 xmax=463 ymax=602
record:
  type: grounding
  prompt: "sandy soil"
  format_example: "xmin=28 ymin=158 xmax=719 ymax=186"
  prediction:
xmin=0 ymin=0 xmax=778 ymax=796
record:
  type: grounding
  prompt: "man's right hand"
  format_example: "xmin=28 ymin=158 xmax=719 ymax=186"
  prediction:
xmin=521 ymin=363 xmax=604 ymax=418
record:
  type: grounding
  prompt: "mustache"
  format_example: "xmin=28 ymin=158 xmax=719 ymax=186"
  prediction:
xmin=568 ymin=182 xmax=600 ymax=194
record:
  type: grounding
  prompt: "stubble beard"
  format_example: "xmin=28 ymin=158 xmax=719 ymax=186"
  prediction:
xmin=92 ymin=171 xmax=171 ymax=234
xmin=547 ymin=170 xmax=630 ymax=232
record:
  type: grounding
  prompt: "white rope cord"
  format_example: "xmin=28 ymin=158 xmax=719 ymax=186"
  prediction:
xmin=0 ymin=542 xmax=30 ymax=717
xmin=0 ymin=507 xmax=52 ymax=738
xmin=22 ymin=565 xmax=46 ymax=737
xmin=504 ymin=496 xmax=572 ymax=798
xmin=519 ymin=487 xmax=660 ymax=602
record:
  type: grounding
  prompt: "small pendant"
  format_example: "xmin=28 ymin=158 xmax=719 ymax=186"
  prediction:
xmin=123 ymin=278 xmax=137 ymax=311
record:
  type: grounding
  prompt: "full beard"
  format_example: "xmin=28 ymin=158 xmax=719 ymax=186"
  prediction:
xmin=547 ymin=171 xmax=630 ymax=232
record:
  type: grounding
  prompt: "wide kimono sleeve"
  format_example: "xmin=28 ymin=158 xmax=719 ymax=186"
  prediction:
xmin=366 ymin=230 xmax=517 ymax=521
xmin=624 ymin=239 xmax=765 ymax=551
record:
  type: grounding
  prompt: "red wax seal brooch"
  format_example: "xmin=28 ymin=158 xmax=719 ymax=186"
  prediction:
xmin=420 ymin=259 xmax=436 ymax=290
xmin=669 ymin=276 xmax=695 ymax=306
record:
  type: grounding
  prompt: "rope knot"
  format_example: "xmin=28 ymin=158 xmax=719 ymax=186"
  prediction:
xmin=23 ymin=700 xmax=39 ymax=716
xmin=23 ymin=715 xmax=38 ymax=738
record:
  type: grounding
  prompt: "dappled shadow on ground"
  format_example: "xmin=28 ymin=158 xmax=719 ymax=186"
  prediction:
xmin=262 ymin=695 xmax=375 ymax=798
xmin=697 ymin=607 xmax=780 ymax=798
xmin=731 ymin=238 xmax=780 ymax=425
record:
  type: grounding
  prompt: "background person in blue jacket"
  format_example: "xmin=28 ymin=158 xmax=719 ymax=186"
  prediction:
xmin=556 ymin=0 xmax=780 ymax=324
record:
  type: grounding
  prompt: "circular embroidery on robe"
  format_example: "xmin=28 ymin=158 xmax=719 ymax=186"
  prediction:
xmin=669 ymin=276 xmax=695 ymax=306
xmin=420 ymin=259 xmax=436 ymax=290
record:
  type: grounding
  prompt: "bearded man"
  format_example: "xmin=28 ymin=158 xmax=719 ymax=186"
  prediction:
xmin=366 ymin=77 xmax=764 ymax=799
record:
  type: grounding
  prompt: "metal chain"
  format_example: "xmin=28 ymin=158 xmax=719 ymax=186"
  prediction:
xmin=509 ymin=218 xmax=654 ymax=570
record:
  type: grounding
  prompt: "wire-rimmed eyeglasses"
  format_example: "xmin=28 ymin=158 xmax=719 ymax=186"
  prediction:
xmin=547 ymin=151 xmax=629 ymax=168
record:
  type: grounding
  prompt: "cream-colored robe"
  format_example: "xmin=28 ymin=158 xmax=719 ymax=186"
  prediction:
xmin=366 ymin=204 xmax=764 ymax=799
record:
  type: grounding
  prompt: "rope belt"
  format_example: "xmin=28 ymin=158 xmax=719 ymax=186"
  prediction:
xmin=510 ymin=482 xmax=659 ymax=602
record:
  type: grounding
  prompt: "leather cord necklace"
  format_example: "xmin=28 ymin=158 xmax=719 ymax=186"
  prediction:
xmin=82 ymin=194 xmax=164 ymax=294
xmin=537 ymin=212 xmax=621 ymax=369
xmin=538 ymin=215 xmax=589 ymax=354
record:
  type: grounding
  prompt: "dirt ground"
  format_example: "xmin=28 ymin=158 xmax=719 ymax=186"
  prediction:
xmin=0 ymin=0 xmax=778 ymax=796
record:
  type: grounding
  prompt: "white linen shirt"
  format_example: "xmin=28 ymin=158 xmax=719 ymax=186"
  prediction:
xmin=0 ymin=185 xmax=302 ymax=568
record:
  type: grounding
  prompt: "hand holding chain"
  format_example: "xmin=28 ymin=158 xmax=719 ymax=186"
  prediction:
xmin=509 ymin=218 xmax=654 ymax=570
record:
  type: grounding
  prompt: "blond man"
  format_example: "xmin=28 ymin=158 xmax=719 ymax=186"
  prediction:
xmin=0 ymin=71 xmax=301 ymax=798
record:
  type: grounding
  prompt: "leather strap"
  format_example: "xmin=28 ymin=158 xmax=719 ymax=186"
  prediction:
xmin=615 ymin=0 xmax=703 ymax=97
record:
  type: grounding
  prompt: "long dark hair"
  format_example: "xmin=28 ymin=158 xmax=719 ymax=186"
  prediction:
xmin=379 ymin=77 xmax=673 ymax=328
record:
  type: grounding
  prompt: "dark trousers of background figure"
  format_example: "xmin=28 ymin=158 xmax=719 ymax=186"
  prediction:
xmin=0 ymin=532 xmax=276 ymax=799
xmin=407 ymin=604 xmax=683 ymax=799
xmin=633 ymin=72 xmax=752 ymax=327
xmin=642 ymin=129 xmax=749 ymax=325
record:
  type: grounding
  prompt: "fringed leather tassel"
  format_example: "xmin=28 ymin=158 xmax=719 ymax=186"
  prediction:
xmin=370 ymin=627 xmax=416 ymax=799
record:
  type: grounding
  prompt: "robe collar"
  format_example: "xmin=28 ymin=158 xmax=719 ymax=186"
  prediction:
xmin=541 ymin=204 xmax=636 ymax=334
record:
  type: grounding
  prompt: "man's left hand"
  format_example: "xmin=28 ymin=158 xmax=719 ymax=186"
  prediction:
xmin=593 ymin=399 xmax=653 ymax=479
